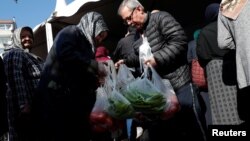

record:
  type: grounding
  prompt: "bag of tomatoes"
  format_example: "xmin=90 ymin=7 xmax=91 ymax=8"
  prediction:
xmin=90 ymin=87 xmax=114 ymax=133
xmin=90 ymin=111 xmax=114 ymax=133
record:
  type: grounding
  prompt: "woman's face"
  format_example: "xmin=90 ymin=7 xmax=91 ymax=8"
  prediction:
xmin=20 ymin=29 xmax=34 ymax=49
xmin=94 ymin=31 xmax=108 ymax=46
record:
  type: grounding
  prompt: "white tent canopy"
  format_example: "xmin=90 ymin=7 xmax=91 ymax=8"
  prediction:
xmin=32 ymin=0 xmax=218 ymax=59
xmin=32 ymin=0 xmax=122 ymax=59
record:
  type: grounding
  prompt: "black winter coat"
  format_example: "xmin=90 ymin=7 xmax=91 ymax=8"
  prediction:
xmin=113 ymin=30 xmax=140 ymax=62
xmin=0 ymin=57 xmax=8 ymax=136
xmin=33 ymin=25 xmax=99 ymax=140
xmin=126 ymin=11 xmax=190 ymax=90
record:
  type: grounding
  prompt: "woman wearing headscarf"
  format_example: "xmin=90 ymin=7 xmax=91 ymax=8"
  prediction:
xmin=3 ymin=26 xmax=44 ymax=141
xmin=33 ymin=11 xmax=109 ymax=141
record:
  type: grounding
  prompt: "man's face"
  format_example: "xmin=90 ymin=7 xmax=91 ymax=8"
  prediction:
xmin=20 ymin=30 xmax=33 ymax=49
xmin=120 ymin=6 xmax=144 ymax=29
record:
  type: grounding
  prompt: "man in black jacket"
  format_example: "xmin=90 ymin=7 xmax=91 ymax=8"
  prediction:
xmin=113 ymin=25 xmax=141 ymax=77
xmin=113 ymin=26 xmax=140 ymax=63
xmin=116 ymin=0 xmax=207 ymax=140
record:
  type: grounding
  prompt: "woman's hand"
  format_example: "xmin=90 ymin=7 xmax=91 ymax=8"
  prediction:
xmin=114 ymin=60 xmax=124 ymax=69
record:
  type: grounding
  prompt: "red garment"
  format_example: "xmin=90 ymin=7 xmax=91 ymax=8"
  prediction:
xmin=191 ymin=59 xmax=207 ymax=89
xmin=95 ymin=46 xmax=111 ymax=61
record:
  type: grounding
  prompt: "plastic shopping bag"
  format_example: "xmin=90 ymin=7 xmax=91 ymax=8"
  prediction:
xmin=122 ymin=65 xmax=179 ymax=120
xmin=148 ymin=66 xmax=180 ymax=120
xmin=116 ymin=64 xmax=135 ymax=91
xmin=103 ymin=61 xmax=135 ymax=119
xmin=90 ymin=86 xmax=113 ymax=133
xmin=139 ymin=37 xmax=153 ymax=72
xmin=122 ymin=66 xmax=166 ymax=114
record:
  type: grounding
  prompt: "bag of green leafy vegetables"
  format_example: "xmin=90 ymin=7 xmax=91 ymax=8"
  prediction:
xmin=122 ymin=65 xmax=179 ymax=120
xmin=103 ymin=61 xmax=135 ymax=119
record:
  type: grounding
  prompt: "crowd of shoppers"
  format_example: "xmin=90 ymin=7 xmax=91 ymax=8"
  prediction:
xmin=0 ymin=0 xmax=248 ymax=141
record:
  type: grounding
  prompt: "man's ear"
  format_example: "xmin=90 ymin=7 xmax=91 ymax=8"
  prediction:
xmin=137 ymin=6 xmax=143 ymax=12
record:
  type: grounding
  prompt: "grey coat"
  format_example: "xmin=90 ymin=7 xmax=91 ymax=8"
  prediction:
xmin=217 ymin=0 xmax=250 ymax=89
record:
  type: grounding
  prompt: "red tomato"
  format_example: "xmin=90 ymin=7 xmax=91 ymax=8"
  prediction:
xmin=104 ymin=115 xmax=113 ymax=127
xmin=92 ymin=124 xmax=108 ymax=133
xmin=90 ymin=112 xmax=114 ymax=132
xmin=90 ymin=112 xmax=107 ymax=123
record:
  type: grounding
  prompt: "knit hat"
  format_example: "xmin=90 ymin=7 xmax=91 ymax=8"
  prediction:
xmin=205 ymin=3 xmax=220 ymax=23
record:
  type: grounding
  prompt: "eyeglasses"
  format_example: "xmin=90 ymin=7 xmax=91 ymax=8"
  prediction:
xmin=123 ymin=8 xmax=136 ymax=25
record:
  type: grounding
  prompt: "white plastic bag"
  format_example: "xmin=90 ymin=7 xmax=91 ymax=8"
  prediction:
xmin=103 ymin=61 xmax=135 ymax=119
xmin=90 ymin=86 xmax=113 ymax=132
xmin=92 ymin=86 xmax=109 ymax=113
xmin=116 ymin=64 xmax=135 ymax=91
xmin=122 ymin=65 xmax=179 ymax=120
xmin=139 ymin=37 xmax=153 ymax=72
xmin=145 ymin=65 xmax=180 ymax=120
xmin=122 ymin=66 xmax=166 ymax=114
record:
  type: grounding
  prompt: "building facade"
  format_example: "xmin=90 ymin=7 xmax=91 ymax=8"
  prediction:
xmin=0 ymin=19 xmax=16 ymax=57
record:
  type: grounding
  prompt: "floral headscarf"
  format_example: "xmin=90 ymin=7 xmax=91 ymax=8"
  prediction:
xmin=77 ymin=11 xmax=109 ymax=52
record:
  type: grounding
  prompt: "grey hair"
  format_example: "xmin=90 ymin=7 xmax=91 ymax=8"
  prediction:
xmin=117 ymin=0 xmax=144 ymax=15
